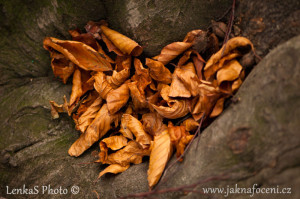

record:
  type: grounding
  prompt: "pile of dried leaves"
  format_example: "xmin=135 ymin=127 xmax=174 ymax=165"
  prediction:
xmin=44 ymin=20 xmax=253 ymax=188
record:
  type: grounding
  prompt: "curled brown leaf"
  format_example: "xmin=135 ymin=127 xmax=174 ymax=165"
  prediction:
xmin=142 ymin=112 xmax=167 ymax=137
xmin=121 ymin=114 xmax=152 ymax=148
xmin=145 ymin=58 xmax=172 ymax=84
xmin=100 ymin=25 xmax=143 ymax=56
xmin=43 ymin=37 xmax=112 ymax=71
xmin=69 ymin=69 xmax=83 ymax=106
xmin=50 ymin=54 xmax=75 ymax=84
xmin=204 ymin=37 xmax=253 ymax=80
xmin=98 ymin=164 xmax=130 ymax=179
xmin=101 ymin=141 xmax=150 ymax=166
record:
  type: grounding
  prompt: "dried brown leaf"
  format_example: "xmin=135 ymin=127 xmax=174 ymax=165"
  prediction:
xmin=153 ymin=42 xmax=193 ymax=65
xmin=232 ymin=78 xmax=243 ymax=92
xmin=128 ymin=82 xmax=148 ymax=111
xmin=100 ymin=25 xmax=143 ymax=56
xmin=107 ymin=69 xmax=130 ymax=89
xmin=101 ymin=135 xmax=128 ymax=150
xmin=210 ymin=97 xmax=225 ymax=118
xmin=43 ymin=37 xmax=112 ymax=71
xmin=98 ymin=164 xmax=130 ymax=179
xmin=147 ymin=130 xmax=173 ymax=188
xmin=169 ymin=62 xmax=197 ymax=98
xmin=93 ymin=72 xmax=113 ymax=99
xmin=142 ymin=112 xmax=167 ymax=136
xmin=49 ymin=100 xmax=65 ymax=119
xmin=69 ymin=69 xmax=83 ymax=105
xmin=50 ymin=54 xmax=75 ymax=84
xmin=180 ymin=117 xmax=199 ymax=132
xmin=131 ymin=58 xmax=152 ymax=95
xmin=102 ymin=141 xmax=150 ymax=166
xmin=107 ymin=83 xmax=130 ymax=114
xmin=168 ymin=122 xmax=192 ymax=160
xmin=204 ymin=37 xmax=253 ymax=80
xmin=76 ymin=96 xmax=103 ymax=133
xmin=121 ymin=114 xmax=152 ymax=148
xmin=151 ymin=85 xmax=189 ymax=119
xmin=68 ymin=104 xmax=120 ymax=157
xmin=145 ymin=58 xmax=172 ymax=84
xmin=216 ymin=60 xmax=243 ymax=85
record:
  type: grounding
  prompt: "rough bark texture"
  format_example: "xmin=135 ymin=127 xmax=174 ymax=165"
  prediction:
xmin=235 ymin=0 xmax=300 ymax=57
xmin=104 ymin=0 xmax=232 ymax=56
xmin=157 ymin=35 xmax=300 ymax=199
xmin=0 ymin=0 xmax=299 ymax=198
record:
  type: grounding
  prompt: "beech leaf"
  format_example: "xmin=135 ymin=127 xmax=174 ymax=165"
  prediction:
xmin=107 ymin=83 xmax=130 ymax=114
xmin=147 ymin=130 xmax=173 ymax=188
xmin=68 ymin=104 xmax=120 ymax=157
xmin=69 ymin=69 xmax=83 ymax=106
xmin=101 ymin=135 xmax=128 ymax=150
xmin=145 ymin=58 xmax=172 ymax=84
xmin=76 ymin=96 xmax=103 ymax=133
xmin=98 ymin=164 xmax=130 ymax=179
xmin=100 ymin=25 xmax=143 ymax=56
xmin=93 ymin=72 xmax=113 ymax=99
xmin=121 ymin=114 xmax=152 ymax=148
xmin=43 ymin=37 xmax=112 ymax=71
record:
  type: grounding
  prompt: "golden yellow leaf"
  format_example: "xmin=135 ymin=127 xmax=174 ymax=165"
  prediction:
xmin=76 ymin=96 xmax=103 ymax=133
xmin=98 ymin=164 xmax=130 ymax=179
xmin=68 ymin=104 xmax=120 ymax=157
xmin=145 ymin=58 xmax=172 ymax=84
xmin=107 ymin=83 xmax=130 ymax=114
xmin=101 ymin=135 xmax=128 ymax=150
xmin=43 ymin=37 xmax=112 ymax=71
xmin=147 ymin=130 xmax=173 ymax=188
xmin=121 ymin=114 xmax=152 ymax=148
xmin=100 ymin=25 xmax=143 ymax=56
xmin=93 ymin=72 xmax=113 ymax=99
